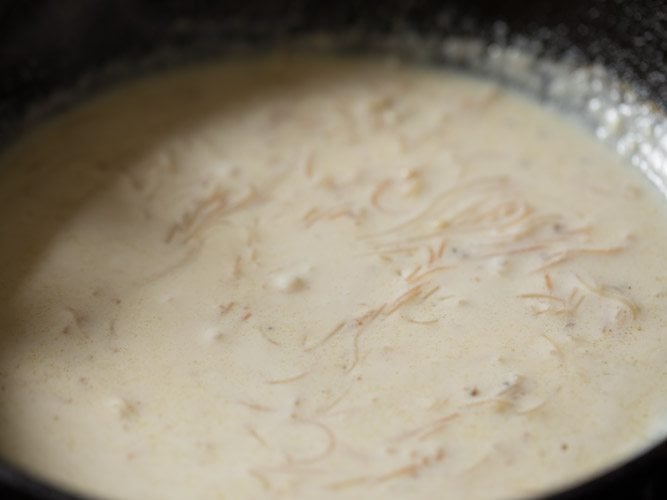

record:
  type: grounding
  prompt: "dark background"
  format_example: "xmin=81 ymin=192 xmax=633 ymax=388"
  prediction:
xmin=1 ymin=0 xmax=666 ymax=131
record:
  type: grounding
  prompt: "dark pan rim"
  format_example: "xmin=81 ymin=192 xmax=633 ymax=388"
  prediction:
xmin=0 ymin=437 xmax=666 ymax=499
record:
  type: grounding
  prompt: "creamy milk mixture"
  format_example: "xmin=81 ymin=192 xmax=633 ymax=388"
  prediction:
xmin=0 ymin=55 xmax=666 ymax=500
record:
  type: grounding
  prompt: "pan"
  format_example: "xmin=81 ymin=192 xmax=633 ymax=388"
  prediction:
xmin=0 ymin=1 xmax=665 ymax=498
